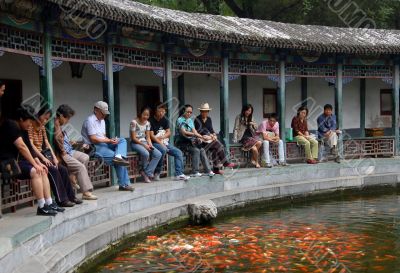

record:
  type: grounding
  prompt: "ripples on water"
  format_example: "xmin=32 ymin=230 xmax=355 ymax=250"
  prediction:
xmin=93 ymin=194 xmax=400 ymax=273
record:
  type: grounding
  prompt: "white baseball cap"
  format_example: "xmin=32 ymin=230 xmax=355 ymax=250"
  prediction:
xmin=94 ymin=101 xmax=110 ymax=115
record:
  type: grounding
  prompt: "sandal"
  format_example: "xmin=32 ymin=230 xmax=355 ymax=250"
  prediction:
xmin=83 ymin=193 xmax=98 ymax=200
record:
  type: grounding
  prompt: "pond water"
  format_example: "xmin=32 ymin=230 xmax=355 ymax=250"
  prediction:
xmin=91 ymin=193 xmax=400 ymax=273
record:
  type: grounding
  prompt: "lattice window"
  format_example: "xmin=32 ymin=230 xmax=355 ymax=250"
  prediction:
xmin=229 ymin=60 xmax=279 ymax=75
xmin=343 ymin=65 xmax=392 ymax=78
xmin=0 ymin=25 xmax=42 ymax=55
xmin=51 ymin=39 xmax=104 ymax=63
xmin=172 ymin=56 xmax=221 ymax=73
xmin=113 ymin=47 xmax=163 ymax=69
xmin=286 ymin=64 xmax=336 ymax=77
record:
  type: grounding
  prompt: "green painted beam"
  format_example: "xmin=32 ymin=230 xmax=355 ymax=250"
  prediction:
xmin=335 ymin=63 xmax=343 ymax=129
xmin=393 ymin=63 xmax=400 ymax=155
xmin=178 ymin=74 xmax=185 ymax=108
xmin=360 ymin=78 xmax=366 ymax=137
xmin=164 ymin=51 xmax=174 ymax=177
xmin=301 ymin=77 xmax=308 ymax=107
xmin=220 ymin=53 xmax=230 ymax=154
xmin=278 ymin=59 xmax=286 ymax=150
xmin=241 ymin=75 xmax=248 ymax=106
xmin=105 ymin=45 xmax=116 ymax=138
xmin=43 ymin=30 xmax=54 ymax=143
xmin=113 ymin=72 xmax=121 ymax=137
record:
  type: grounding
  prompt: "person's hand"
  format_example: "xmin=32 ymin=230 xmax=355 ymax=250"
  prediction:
xmin=40 ymin=163 xmax=49 ymax=174
xmin=53 ymin=157 xmax=59 ymax=166
xmin=109 ymin=138 xmax=118 ymax=145
xmin=143 ymin=144 xmax=152 ymax=151
xmin=203 ymin=135 xmax=212 ymax=141
xmin=42 ymin=158 xmax=53 ymax=167
xmin=336 ymin=130 xmax=342 ymax=134
xmin=325 ymin=131 xmax=332 ymax=137
xmin=249 ymin=121 xmax=257 ymax=127
xmin=33 ymin=163 xmax=45 ymax=176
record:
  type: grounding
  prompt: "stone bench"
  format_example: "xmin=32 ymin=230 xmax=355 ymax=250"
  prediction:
xmin=1 ymin=178 xmax=35 ymax=214
xmin=126 ymin=152 xmax=168 ymax=183
xmin=1 ymin=137 xmax=395 ymax=214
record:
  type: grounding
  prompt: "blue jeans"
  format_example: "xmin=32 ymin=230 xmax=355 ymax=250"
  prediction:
xmin=153 ymin=143 xmax=184 ymax=176
xmin=131 ymin=143 xmax=162 ymax=177
xmin=95 ymin=138 xmax=130 ymax=187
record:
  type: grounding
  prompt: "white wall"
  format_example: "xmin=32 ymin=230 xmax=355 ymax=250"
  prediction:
xmin=365 ymin=78 xmax=392 ymax=128
xmin=53 ymin=62 xmax=103 ymax=136
xmin=0 ymin=53 xmax=39 ymax=101
xmin=184 ymin=73 xmax=221 ymax=128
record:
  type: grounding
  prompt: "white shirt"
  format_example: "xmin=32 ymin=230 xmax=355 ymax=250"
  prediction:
xmin=81 ymin=114 xmax=106 ymax=144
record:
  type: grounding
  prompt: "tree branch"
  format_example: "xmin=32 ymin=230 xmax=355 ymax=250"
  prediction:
xmin=223 ymin=0 xmax=246 ymax=17
xmin=270 ymin=0 xmax=303 ymax=21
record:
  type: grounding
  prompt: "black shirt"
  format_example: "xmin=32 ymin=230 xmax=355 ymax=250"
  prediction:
xmin=149 ymin=116 xmax=170 ymax=134
xmin=0 ymin=119 xmax=36 ymax=160
xmin=194 ymin=115 xmax=215 ymax=135
xmin=0 ymin=119 xmax=22 ymax=160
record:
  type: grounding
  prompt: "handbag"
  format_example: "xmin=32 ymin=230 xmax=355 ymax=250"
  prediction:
xmin=0 ymin=157 xmax=21 ymax=180
xmin=73 ymin=142 xmax=96 ymax=158
xmin=41 ymin=134 xmax=54 ymax=162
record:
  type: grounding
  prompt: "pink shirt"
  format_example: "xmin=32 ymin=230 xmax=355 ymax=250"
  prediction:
xmin=257 ymin=119 xmax=280 ymax=136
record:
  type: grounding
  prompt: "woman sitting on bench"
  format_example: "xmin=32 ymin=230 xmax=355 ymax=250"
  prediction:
xmin=291 ymin=106 xmax=319 ymax=164
xmin=233 ymin=104 xmax=262 ymax=168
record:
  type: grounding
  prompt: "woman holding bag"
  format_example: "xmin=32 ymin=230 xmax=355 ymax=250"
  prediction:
xmin=28 ymin=107 xmax=81 ymax=207
xmin=233 ymin=104 xmax=262 ymax=168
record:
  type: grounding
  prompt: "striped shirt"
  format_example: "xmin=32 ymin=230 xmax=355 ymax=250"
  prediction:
xmin=28 ymin=124 xmax=48 ymax=152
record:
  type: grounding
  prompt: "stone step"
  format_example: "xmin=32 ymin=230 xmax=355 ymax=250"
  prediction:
xmin=1 ymin=158 xmax=400 ymax=273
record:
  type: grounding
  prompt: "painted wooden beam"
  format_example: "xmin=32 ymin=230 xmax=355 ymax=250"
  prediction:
xmin=178 ymin=74 xmax=185 ymax=108
xmin=301 ymin=77 xmax=308 ymax=108
xmin=278 ymin=59 xmax=286 ymax=148
xmin=393 ymin=63 xmax=399 ymax=155
xmin=360 ymin=78 xmax=366 ymax=137
xmin=220 ymin=52 xmax=230 ymax=153
xmin=335 ymin=62 xmax=343 ymax=130
xmin=241 ymin=75 xmax=248 ymax=106
xmin=103 ymin=44 xmax=116 ymax=138
xmin=113 ymin=72 xmax=120 ymax=137
xmin=43 ymin=30 xmax=54 ymax=143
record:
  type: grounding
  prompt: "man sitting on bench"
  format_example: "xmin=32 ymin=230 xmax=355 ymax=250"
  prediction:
xmin=317 ymin=104 xmax=341 ymax=163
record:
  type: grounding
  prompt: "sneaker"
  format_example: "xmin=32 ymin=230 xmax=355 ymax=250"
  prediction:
xmin=335 ymin=156 xmax=341 ymax=164
xmin=191 ymin=172 xmax=202 ymax=177
xmin=48 ymin=203 xmax=65 ymax=213
xmin=37 ymin=205 xmax=58 ymax=216
xmin=223 ymin=162 xmax=237 ymax=168
xmin=266 ymin=163 xmax=273 ymax=168
xmin=119 ymin=185 xmax=135 ymax=192
xmin=153 ymin=173 xmax=161 ymax=181
xmin=140 ymin=171 xmax=152 ymax=183
xmin=279 ymin=162 xmax=289 ymax=167
xmin=112 ymin=157 xmax=130 ymax=167
xmin=213 ymin=169 xmax=224 ymax=175
xmin=208 ymin=171 xmax=215 ymax=177
xmin=175 ymin=174 xmax=190 ymax=181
